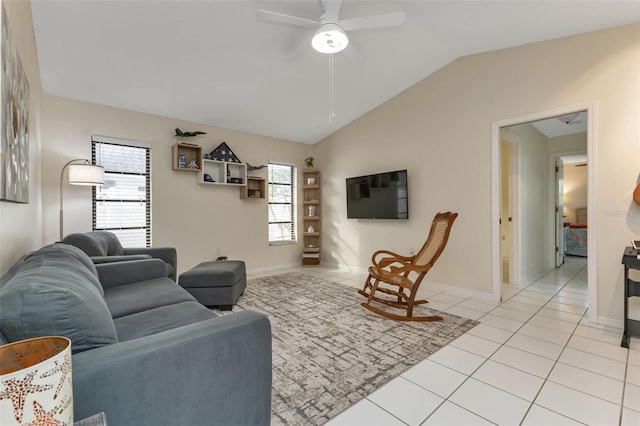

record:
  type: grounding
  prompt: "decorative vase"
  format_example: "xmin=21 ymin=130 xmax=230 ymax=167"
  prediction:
xmin=309 ymin=206 xmax=315 ymax=217
xmin=308 ymin=226 xmax=314 ymax=233
xmin=0 ymin=336 xmax=73 ymax=425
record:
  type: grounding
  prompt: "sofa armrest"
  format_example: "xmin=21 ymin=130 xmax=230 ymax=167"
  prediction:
xmin=91 ymin=255 xmax=151 ymax=264
xmin=124 ymin=247 xmax=177 ymax=281
xmin=95 ymin=259 xmax=167 ymax=289
xmin=72 ymin=311 xmax=272 ymax=426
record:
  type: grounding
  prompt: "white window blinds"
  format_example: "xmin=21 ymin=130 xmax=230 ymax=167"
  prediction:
xmin=268 ymin=162 xmax=297 ymax=244
xmin=92 ymin=137 xmax=151 ymax=247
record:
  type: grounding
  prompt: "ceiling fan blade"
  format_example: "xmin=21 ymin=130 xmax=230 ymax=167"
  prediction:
xmin=340 ymin=11 xmax=406 ymax=32
xmin=256 ymin=9 xmax=320 ymax=29
xmin=342 ymin=42 xmax=363 ymax=62
xmin=322 ymin=0 xmax=343 ymax=23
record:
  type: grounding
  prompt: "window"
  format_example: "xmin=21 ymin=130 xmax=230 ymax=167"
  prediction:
xmin=268 ymin=162 xmax=296 ymax=244
xmin=92 ymin=137 xmax=151 ymax=247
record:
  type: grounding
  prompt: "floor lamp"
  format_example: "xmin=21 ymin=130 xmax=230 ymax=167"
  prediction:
xmin=59 ymin=159 xmax=105 ymax=240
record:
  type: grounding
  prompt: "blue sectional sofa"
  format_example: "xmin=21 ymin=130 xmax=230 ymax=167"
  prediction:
xmin=0 ymin=243 xmax=272 ymax=425
xmin=62 ymin=231 xmax=178 ymax=281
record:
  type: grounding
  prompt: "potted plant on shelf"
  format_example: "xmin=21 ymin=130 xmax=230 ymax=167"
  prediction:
xmin=305 ymin=157 xmax=314 ymax=168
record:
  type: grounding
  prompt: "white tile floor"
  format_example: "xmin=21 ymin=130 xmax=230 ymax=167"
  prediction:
xmin=248 ymin=257 xmax=640 ymax=425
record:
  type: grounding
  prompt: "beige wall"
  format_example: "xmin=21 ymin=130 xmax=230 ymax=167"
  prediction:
xmin=41 ymin=95 xmax=311 ymax=274
xmin=564 ymin=164 xmax=588 ymax=224
xmin=0 ymin=0 xmax=43 ymax=274
xmin=2 ymin=4 xmax=638 ymax=326
xmin=314 ymin=24 xmax=640 ymax=323
xmin=548 ymin=131 xmax=588 ymax=155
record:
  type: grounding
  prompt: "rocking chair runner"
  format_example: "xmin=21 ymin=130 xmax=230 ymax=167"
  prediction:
xmin=359 ymin=211 xmax=459 ymax=321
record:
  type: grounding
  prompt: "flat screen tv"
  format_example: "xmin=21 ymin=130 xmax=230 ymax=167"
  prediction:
xmin=346 ymin=169 xmax=408 ymax=219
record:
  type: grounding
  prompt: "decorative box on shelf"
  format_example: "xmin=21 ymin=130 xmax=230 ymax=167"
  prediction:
xmin=303 ymin=251 xmax=320 ymax=266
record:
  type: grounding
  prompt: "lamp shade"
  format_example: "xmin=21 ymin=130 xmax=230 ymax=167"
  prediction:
xmin=311 ymin=23 xmax=348 ymax=54
xmin=0 ymin=336 xmax=73 ymax=425
xmin=68 ymin=164 xmax=104 ymax=186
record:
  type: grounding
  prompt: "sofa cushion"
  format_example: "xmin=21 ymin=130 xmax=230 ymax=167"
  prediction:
xmin=104 ymin=277 xmax=196 ymax=319
xmin=63 ymin=231 xmax=125 ymax=256
xmin=0 ymin=244 xmax=117 ymax=353
xmin=113 ymin=301 xmax=218 ymax=341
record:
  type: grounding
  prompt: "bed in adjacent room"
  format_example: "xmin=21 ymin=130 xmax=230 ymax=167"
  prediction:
xmin=564 ymin=208 xmax=587 ymax=257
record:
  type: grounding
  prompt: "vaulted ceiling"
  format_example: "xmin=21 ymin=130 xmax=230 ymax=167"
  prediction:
xmin=30 ymin=1 xmax=640 ymax=144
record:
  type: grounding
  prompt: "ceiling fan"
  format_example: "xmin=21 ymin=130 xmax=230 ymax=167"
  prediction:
xmin=556 ymin=112 xmax=583 ymax=125
xmin=256 ymin=0 xmax=406 ymax=55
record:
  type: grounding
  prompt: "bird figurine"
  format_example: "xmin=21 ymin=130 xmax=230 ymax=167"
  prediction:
xmin=246 ymin=163 xmax=266 ymax=171
xmin=175 ymin=128 xmax=207 ymax=137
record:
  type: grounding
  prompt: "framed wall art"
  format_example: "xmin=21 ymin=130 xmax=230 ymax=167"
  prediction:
xmin=1 ymin=4 xmax=30 ymax=203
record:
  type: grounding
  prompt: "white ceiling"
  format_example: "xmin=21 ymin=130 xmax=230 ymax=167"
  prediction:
xmin=30 ymin=1 xmax=640 ymax=144
xmin=531 ymin=111 xmax=588 ymax=138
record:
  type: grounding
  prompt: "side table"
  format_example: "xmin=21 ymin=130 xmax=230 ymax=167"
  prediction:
xmin=621 ymin=247 xmax=640 ymax=348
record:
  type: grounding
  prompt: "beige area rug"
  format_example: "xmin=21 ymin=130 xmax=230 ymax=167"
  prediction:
xmin=218 ymin=272 xmax=478 ymax=425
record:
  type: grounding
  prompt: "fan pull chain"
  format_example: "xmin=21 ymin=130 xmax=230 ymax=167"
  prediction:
xmin=329 ymin=53 xmax=335 ymax=123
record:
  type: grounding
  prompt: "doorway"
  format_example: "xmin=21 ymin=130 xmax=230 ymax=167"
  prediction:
xmin=491 ymin=104 xmax=597 ymax=323
xmin=555 ymin=154 xmax=589 ymax=261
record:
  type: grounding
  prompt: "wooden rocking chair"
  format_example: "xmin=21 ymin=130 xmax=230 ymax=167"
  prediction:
xmin=359 ymin=211 xmax=458 ymax=321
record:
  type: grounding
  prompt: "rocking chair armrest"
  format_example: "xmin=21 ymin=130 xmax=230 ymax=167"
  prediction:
xmin=377 ymin=262 xmax=432 ymax=280
xmin=372 ymin=250 xmax=414 ymax=267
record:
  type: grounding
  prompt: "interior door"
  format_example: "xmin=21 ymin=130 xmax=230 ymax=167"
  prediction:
xmin=555 ymin=159 xmax=565 ymax=267
xmin=501 ymin=139 xmax=510 ymax=283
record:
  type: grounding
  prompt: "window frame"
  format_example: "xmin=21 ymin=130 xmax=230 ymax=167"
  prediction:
xmin=267 ymin=162 xmax=297 ymax=245
xmin=91 ymin=136 xmax=151 ymax=247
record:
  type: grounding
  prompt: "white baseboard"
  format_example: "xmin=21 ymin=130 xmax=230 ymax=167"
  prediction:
xmin=596 ymin=316 xmax=624 ymax=330
xmin=247 ymin=262 xmax=301 ymax=275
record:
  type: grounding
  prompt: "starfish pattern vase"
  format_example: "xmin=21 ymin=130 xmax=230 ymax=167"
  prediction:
xmin=0 ymin=336 xmax=73 ymax=425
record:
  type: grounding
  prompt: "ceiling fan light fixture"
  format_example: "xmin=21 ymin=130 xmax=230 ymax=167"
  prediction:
xmin=312 ymin=23 xmax=348 ymax=54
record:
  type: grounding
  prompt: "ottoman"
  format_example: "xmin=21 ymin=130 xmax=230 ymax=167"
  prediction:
xmin=178 ymin=260 xmax=247 ymax=310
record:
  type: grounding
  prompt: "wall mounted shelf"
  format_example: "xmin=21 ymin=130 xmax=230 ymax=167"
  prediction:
xmin=302 ymin=168 xmax=320 ymax=266
xmin=198 ymin=159 xmax=247 ymax=186
xmin=240 ymin=176 xmax=266 ymax=200
xmin=172 ymin=143 xmax=202 ymax=172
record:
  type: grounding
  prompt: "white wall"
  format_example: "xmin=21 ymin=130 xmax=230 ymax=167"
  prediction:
xmin=41 ymin=95 xmax=311 ymax=274
xmin=313 ymin=24 xmax=640 ymax=323
xmin=0 ymin=0 xmax=43 ymax=275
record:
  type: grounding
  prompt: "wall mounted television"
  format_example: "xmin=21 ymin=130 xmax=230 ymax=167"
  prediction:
xmin=346 ymin=169 xmax=408 ymax=219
